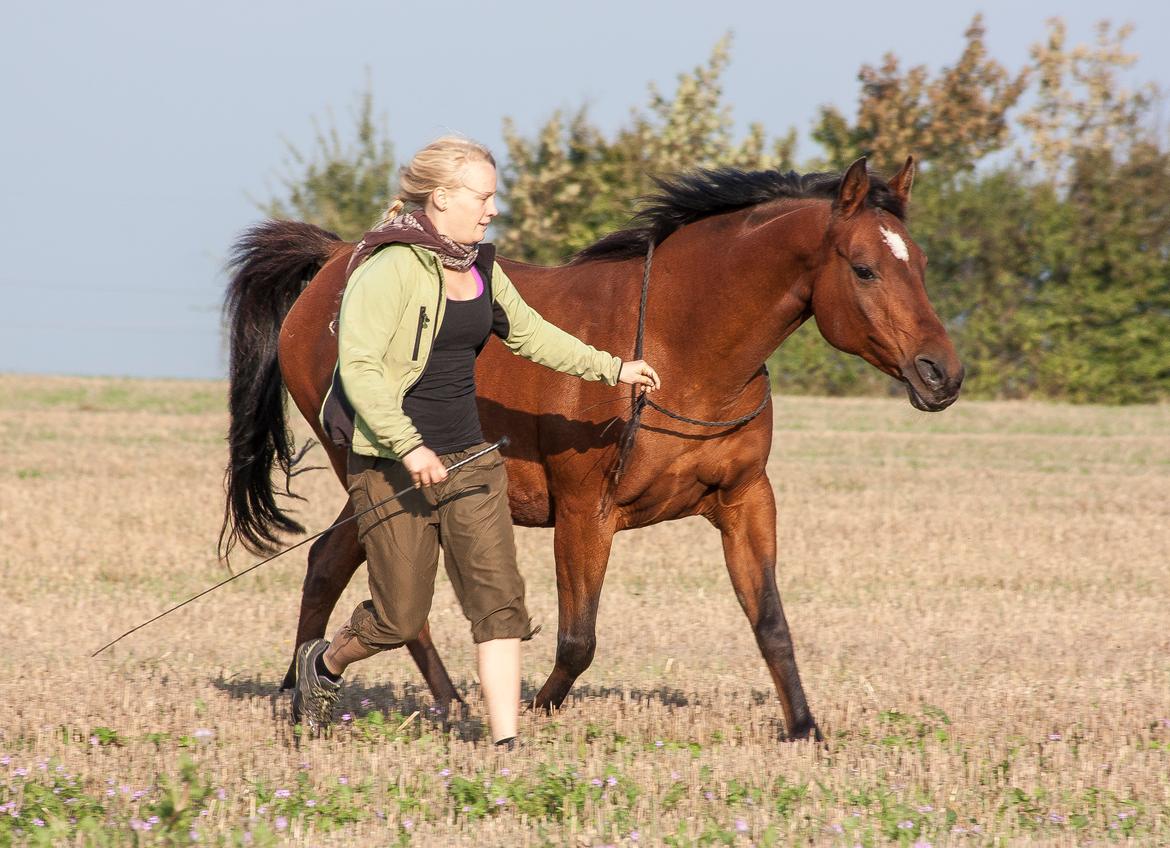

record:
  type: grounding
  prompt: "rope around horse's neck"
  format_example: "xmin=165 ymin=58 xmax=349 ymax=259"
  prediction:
xmin=633 ymin=241 xmax=772 ymax=429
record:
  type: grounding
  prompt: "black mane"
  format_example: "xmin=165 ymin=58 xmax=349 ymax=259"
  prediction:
xmin=574 ymin=167 xmax=906 ymax=263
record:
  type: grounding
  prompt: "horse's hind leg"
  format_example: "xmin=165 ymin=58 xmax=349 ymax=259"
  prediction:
xmin=712 ymin=475 xmax=819 ymax=741
xmin=532 ymin=513 xmax=616 ymax=710
xmin=281 ymin=501 xmax=463 ymax=714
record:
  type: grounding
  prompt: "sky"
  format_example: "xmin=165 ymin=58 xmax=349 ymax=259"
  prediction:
xmin=2 ymin=0 xmax=1168 ymax=380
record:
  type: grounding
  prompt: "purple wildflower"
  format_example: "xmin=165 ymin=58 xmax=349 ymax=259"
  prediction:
xmin=1048 ymin=733 xmax=1062 ymax=741
xmin=403 ymin=817 xmax=414 ymax=830
xmin=704 ymin=791 xmax=714 ymax=801
xmin=830 ymin=823 xmax=844 ymax=833
xmin=341 ymin=713 xmax=352 ymax=722
xmin=305 ymin=799 xmax=317 ymax=808
xmin=0 ymin=756 xmax=9 ymax=766
xmin=735 ymin=819 xmax=748 ymax=832
xmin=500 ymin=767 xmax=511 ymax=776
xmin=275 ymin=816 xmax=288 ymax=831
xmin=898 ymin=820 xmax=914 ymax=829
xmin=338 ymin=776 xmax=349 ymax=785
xmin=591 ymin=778 xmax=603 ymax=787
xmin=190 ymin=829 xmax=200 ymax=842
xmin=912 ymin=841 xmax=932 ymax=848
xmin=194 ymin=728 xmax=213 ymax=740
xmin=1048 ymin=813 xmax=1066 ymax=824
xmin=655 ymin=740 xmax=664 ymax=748
xmin=216 ymin=788 xmax=227 ymax=800
xmin=495 ymin=797 xmax=507 ymax=807
xmin=917 ymin=804 xmax=934 ymax=813
xmin=439 ymin=768 xmax=451 ymax=777
xmin=607 ymin=776 xmax=618 ymax=787
xmin=274 ymin=789 xmax=291 ymax=799
xmin=670 ymin=771 xmax=681 ymax=780
xmin=630 ymin=831 xmax=639 ymax=842
xmin=32 ymin=819 xmax=45 ymax=827
xmin=361 ymin=699 xmax=372 ymax=708
xmin=13 ymin=768 xmax=28 ymax=777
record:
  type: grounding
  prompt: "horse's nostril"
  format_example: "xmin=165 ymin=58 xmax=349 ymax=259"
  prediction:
xmin=915 ymin=356 xmax=945 ymax=389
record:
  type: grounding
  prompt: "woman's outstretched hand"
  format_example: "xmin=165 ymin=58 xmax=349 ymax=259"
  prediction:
xmin=619 ymin=360 xmax=661 ymax=393
xmin=403 ymin=445 xmax=449 ymax=487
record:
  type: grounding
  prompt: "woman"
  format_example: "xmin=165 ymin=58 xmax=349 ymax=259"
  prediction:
xmin=292 ymin=136 xmax=660 ymax=747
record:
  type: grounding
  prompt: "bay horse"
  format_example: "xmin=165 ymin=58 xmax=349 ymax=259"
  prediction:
xmin=221 ymin=156 xmax=963 ymax=741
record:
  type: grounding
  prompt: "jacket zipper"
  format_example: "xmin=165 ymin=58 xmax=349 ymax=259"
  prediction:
xmin=405 ymin=260 xmax=445 ymax=393
xmin=411 ymin=306 xmax=427 ymax=360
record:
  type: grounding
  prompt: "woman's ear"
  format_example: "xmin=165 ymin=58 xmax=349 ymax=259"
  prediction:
xmin=434 ymin=188 xmax=448 ymax=212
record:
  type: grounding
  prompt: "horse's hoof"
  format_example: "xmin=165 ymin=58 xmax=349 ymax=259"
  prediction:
xmin=279 ymin=658 xmax=297 ymax=691
xmin=785 ymin=721 xmax=822 ymax=743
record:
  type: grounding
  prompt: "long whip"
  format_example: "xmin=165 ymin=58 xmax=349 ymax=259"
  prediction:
xmin=91 ymin=437 xmax=509 ymax=657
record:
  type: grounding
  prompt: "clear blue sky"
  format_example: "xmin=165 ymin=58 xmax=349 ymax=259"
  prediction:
xmin=3 ymin=0 xmax=1167 ymax=380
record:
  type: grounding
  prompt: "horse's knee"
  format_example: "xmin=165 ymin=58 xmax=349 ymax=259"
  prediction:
xmin=555 ymin=631 xmax=596 ymax=676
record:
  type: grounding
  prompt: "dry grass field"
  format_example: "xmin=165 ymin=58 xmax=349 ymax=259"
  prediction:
xmin=1 ymin=373 xmax=1168 ymax=846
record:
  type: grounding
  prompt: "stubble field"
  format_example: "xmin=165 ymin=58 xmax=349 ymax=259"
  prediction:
xmin=1 ymin=373 xmax=1168 ymax=846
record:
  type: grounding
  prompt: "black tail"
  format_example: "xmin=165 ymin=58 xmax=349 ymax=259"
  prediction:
xmin=218 ymin=220 xmax=342 ymax=558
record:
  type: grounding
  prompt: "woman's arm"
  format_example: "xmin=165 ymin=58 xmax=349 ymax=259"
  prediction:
xmin=337 ymin=250 xmax=424 ymax=459
xmin=491 ymin=262 xmax=622 ymax=383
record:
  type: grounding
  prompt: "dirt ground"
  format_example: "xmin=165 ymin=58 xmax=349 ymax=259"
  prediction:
xmin=1 ymin=374 xmax=1167 ymax=845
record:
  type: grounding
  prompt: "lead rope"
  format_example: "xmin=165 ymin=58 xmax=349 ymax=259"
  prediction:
xmin=613 ymin=241 xmax=772 ymax=482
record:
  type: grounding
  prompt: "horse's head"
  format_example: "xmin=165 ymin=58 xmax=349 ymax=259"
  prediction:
xmin=810 ymin=156 xmax=963 ymax=411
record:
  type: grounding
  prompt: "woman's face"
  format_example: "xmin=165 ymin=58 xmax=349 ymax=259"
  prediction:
xmin=431 ymin=159 xmax=499 ymax=244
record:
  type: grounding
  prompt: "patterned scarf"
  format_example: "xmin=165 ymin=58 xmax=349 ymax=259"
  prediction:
xmin=346 ymin=210 xmax=479 ymax=279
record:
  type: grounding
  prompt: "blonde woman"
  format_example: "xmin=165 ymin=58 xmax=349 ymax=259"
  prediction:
xmin=293 ymin=137 xmax=660 ymax=747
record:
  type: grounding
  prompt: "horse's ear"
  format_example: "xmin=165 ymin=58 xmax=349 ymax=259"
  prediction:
xmin=835 ymin=157 xmax=870 ymax=218
xmin=889 ymin=155 xmax=915 ymax=208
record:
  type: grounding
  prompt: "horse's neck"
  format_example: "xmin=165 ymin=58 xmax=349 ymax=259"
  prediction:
xmin=654 ymin=201 xmax=822 ymax=391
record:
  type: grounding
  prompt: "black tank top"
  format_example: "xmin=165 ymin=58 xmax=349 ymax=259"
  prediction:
xmin=402 ymin=284 xmax=492 ymax=455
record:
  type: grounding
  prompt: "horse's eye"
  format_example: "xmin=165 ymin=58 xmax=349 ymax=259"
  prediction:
xmin=852 ymin=264 xmax=876 ymax=281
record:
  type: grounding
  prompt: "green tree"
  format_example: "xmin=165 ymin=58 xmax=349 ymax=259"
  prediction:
xmin=811 ymin=15 xmax=1027 ymax=176
xmin=259 ymin=84 xmax=396 ymax=241
xmin=495 ymin=35 xmax=796 ymax=264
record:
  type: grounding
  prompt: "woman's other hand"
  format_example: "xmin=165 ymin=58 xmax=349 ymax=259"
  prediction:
xmin=403 ymin=446 xmax=449 ymax=487
xmin=619 ymin=360 xmax=661 ymax=393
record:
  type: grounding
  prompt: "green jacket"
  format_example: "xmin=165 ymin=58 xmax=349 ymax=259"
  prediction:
xmin=320 ymin=243 xmax=622 ymax=460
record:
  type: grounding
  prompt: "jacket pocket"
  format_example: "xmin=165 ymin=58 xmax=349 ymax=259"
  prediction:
xmin=411 ymin=306 xmax=427 ymax=361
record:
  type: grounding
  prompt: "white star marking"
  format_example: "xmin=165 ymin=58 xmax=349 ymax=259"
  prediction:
xmin=880 ymin=227 xmax=909 ymax=263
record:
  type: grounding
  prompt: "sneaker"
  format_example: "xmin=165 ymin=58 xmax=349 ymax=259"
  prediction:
xmin=291 ymin=639 xmax=341 ymax=730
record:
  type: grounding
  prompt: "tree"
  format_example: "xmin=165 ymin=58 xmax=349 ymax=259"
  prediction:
xmin=495 ymin=35 xmax=796 ymax=264
xmin=811 ymin=15 xmax=1026 ymax=176
xmin=259 ymin=84 xmax=396 ymax=242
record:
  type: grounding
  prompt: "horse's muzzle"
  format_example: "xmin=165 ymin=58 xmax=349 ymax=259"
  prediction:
xmin=902 ymin=354 xmax=964 ymax=411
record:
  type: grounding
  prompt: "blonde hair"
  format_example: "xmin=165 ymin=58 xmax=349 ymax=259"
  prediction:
xmin=379 ymin=136 xmax=496 ymax=225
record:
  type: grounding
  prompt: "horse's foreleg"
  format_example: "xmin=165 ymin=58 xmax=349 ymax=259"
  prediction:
xmin=713 ymin=475 xmax=819 ymax=741
xmin=532 ymin=514 xmax=616 ymax=710
xmin=281 ymin=502 xmax=462 ymax=714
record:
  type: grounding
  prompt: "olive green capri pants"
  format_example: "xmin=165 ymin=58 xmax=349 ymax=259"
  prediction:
xmin=344 ymin=443 xmax=536 ymax=650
